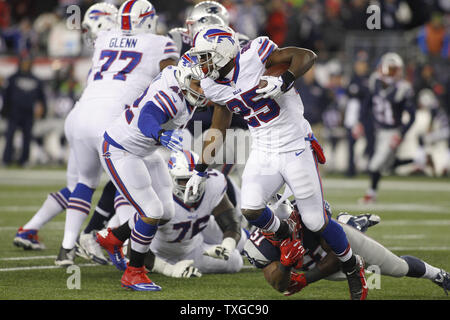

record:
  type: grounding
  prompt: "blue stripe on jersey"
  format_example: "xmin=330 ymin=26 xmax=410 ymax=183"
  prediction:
xmin=154 ymin=94 xmax=174 ymax=118
xmin=164 ymin=49 xmax=177 ymax=53
xmin=258 ymin=39 xmax=269 ymax=56
xmin=261 ymin=44 xmax=275 ymax=63
xmin=159 ymin=91 xmax=177 ymax=115
xmin=137 ymin=101 xmax=169 ymax=140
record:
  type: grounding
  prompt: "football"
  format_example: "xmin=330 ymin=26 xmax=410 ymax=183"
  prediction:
xmin=259 ymin=62 xmax=290 ymax=88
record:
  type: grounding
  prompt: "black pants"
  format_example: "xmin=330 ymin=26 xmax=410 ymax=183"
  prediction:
xmin=3 ymin=115 xmax=33 ymax=165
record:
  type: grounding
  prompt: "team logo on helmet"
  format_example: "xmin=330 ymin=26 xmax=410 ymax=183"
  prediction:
xmin=205 ymin=6 xmax=220 ymax=14
xmin=137 ymin=8 xmax=155 ymax=26
xmin=201 ymin=28 xmax=235 ymax=45
xmin=89 ymin=10 xmax=112 ymax=20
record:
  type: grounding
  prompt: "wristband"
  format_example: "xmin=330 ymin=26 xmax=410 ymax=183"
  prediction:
xmin=280 ymin=70 xmax=296 ymax=92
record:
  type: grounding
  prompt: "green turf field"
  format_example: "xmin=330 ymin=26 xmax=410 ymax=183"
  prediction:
xmin=1 ymin=168 xmax=449 ymax=301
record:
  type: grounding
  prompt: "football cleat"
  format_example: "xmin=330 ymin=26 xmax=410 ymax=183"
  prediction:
xmin=76 ymin=231 xmax=109 ymax=265
xmin=13 ymin=227 xmax=46 ymax=250
xmin=358 ymin=193 xmax=376 ymax=205
xmin=344 ymin=255 xmax=368 ymax=300
xmin=55 ymin=246 xmax=76 ymax=267
xmin=121 ymin=265 xmax=162 ymax=291
xmin=96 ymin=228 xmax=127 ymax=271
xmin=337 ymin=212 xmax=381 ymax=233
xmin=433 ymin=269 xmax=450 ymax=296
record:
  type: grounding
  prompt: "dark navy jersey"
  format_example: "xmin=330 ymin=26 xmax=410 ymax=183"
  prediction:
xmin=363 ymin=73 xmax=416 ymax=136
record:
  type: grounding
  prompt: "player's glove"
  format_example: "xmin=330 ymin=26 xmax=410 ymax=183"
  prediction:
xmin=279 ymin=238 xmax=305 ymax=268
xmin=152 ymin=257 xmax=202 ymax=278
xmin=183 ymin=170 xmax=208 ymax=203
xmin=203 ymin=237 xmax=236 ymax=261
xmin=157 ymin=129 xmax=183 ymax=152
xmin=284 ymin=272 xmax=308 ymax=296
xmin=255 ymin=75 xmax=284 ymax=100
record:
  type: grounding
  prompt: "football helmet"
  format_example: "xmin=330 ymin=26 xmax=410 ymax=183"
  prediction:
xmin=118 ymin=0 xmax=158 ymax=34
xmin=168 ymin=151 xmax=206 ymax=204
xmin=82 ymin=2 xmax=118 ymax=47
xmin=186 ymin=1 xmax=230 ymax=27
xmin=190 ymin=25 xmax=239 ymax=80
xmin=175 ymin=52 xmax=207 ymax=108
xmin=379 ymin=52 xmax=404 ymax=84
xmin=186 ymin=14 xmax=226 ymax=39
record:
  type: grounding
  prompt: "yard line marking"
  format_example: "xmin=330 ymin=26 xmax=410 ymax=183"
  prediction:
xmin=0 ymin=206 xmax=41 ymax=212
xmin=0 ymin=255 xmax=56 ymax=261
xmin=0 ymin=263 xmax=99 ymax=272
xmin=377 ymin=219 xmax=450 ymax=226
xmin=387 ymin=246 xmax=450 ymax=251
xmin=331 ymin=203 xmax=450 ymax=214
xmin=381 ymin=234 xmax=426 ymax=240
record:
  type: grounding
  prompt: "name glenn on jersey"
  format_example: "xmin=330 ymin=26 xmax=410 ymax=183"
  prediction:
xmin=109 ymin=37 xmax=138 ymax=49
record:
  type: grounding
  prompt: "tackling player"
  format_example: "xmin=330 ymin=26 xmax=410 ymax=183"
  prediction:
xmin=353 ymin=52 xmax=416 ymax=204
xmin=54 ymin=0 xmax=180 ymax=267
xmin=243 ymin=197 xmax=450 ymax=297
xmin=183 ymin=25 xmax=367 ymax=299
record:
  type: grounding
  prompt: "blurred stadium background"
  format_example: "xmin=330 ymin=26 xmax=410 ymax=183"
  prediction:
xmin=0 ymin=0 xmax=448 ymax=177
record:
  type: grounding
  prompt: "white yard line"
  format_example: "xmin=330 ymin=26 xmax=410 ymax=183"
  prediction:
xmin=0 ymin=255 xmax=56 ymax=261
xmin=0 ymin=263 xmax=99 ymax=272
xmin=331 ymin=203 xmax=450 ymax=214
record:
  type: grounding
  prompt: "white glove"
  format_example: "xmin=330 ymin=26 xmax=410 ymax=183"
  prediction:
xmin=183 ymin=170 xmax=207 ymax=203
xmin=255 ymin=75 xmax=284 ymax=100
xmin=152 ymin=257 xmax=202 ymax=278
xmin=203 ymin=237 xmax=236 ymax=261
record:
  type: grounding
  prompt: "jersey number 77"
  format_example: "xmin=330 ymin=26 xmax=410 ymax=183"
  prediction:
xmin=94 ymin=50 xmax=142 ymax=81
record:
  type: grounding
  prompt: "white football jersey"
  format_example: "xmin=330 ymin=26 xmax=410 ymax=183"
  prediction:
xmin=105 ymin=65 xmax=195 ymax=157
xmin=80 ymin=29 xmax=179 ymax=108
xmin=200 ymin=36 xmax=308 ymax=152
xmin=150 ymin=169 xmax=227 ymax=258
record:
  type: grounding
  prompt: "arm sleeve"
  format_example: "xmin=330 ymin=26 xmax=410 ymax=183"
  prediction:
xmin=137 ymin=101 xmax=169 ymax=140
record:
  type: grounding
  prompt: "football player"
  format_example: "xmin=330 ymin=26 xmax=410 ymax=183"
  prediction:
xmin=54 ymin=0 xmax=180 ymax=267
xmin=13 ymin=2 xmax=119 ymax=252
xmin=98 ymin=150 xmax=247 ymax=278
xmin=94 ymin=51 xmax=209 ymax=291
xmin=243 ymin=197 xmax=450 ymax=297
xmin=184 ymin=25 xmax=367 ymax=299
xmin=353 ymin=52 xmax=416 ymax=204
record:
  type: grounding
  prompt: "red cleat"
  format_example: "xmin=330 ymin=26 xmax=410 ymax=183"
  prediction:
xmin=121 ymin=265 xmax=161 ymax=291
xmin=96 ymin=228 xmax=127 ymax=271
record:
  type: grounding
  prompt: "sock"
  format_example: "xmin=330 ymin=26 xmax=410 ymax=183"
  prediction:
xmin=112 ymin=221 xmax=132 ymax=243
xmin=401 ymin=255 xmax=440 ymax=280
xmin=247 ymin=206 xmax=280 ymax=233
xmin=62 ymin=183 xmax=94 ymax=249
xmin=320 ymin=219 xmax=353 ymax=264
xmin=24 ymin=187 xmax=71 ymax=230
xmin=130 ymin=216 xmax=158 ymax=259
xmin=370 ymin=171 xmax=381 ymax=191
xmin=83 ymin=181 xmax=117 ymax=233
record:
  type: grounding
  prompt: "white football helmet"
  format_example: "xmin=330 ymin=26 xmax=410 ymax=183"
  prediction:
xmin=168 ymin=151 xmax=206 ymax=204
xmin=190 ymin=25 xmax=239 ymax=80
xmin=379 ymin=52 xmax=404 ymax=84
xmin=186 ymin=1 xmax=230 ymax=27
xmin=82 ymin=2 xmax=118 ymax=47
xmin=186 ymin=14 xmax=226 ymax=39
xmin=118 ymin=0 xmax=158 ymax=34
xmin=267 ymin=194 xmax=295 ymax=220
xmin=175 ymin=52 xmax=207 ymax=108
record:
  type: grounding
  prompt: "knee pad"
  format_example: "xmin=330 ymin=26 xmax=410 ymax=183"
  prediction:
xmin=301 ymin=211 xmax=326 ymax=232
xmin=142 ymin=198 xmax=164 ymax=220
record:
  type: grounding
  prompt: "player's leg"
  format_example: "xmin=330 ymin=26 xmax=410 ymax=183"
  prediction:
xmin=56 ymin=137 xmax=102 ymax=266
xmin=283 ymin=145 xmax=367 ymax=300
xmin=14 ymin=149 xmax=78 ymax=250
xmin=240 ymin=150 xmax=288 ymax=239
xmin=100 ymin=142 xmax=162 ymax=291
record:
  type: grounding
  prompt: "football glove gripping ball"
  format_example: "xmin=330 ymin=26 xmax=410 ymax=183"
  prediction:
xmin=255 ymin=75 xmax=284 ymax=100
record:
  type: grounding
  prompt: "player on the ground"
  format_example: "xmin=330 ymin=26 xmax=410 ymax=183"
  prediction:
xmin=353 ymin=52 xmax=416 ymax=204
xmin=183 ymin=25 xmax=367 ymax=300
xmin=13 ymin=2 xmax=119 ymax=252
xmin=95 ymin=51 xmax=208 ymax=291
xmin=54 ymin=0 xmax=180 ymax=267
xmin=243 ymin=196 xmax=450 ymax=297
xmin=98 ymin=150 xmax=247 ymax=277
